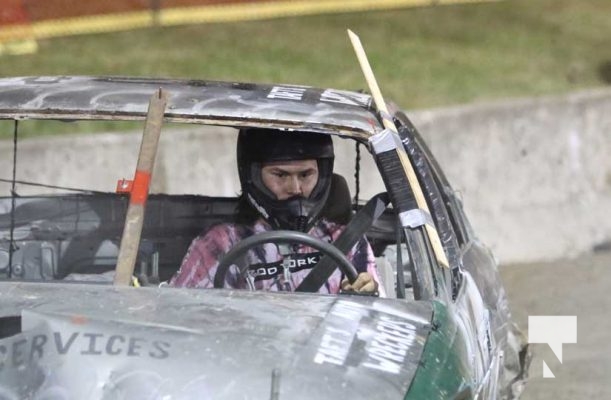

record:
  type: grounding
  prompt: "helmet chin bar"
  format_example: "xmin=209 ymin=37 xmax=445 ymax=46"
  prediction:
xmin=274 ymin=196 xmax=313 ymax=232
xmin=291 ymin=216 xmax=309 ymax=232
xmin=250 ymin=194 xmax=316 ymax=232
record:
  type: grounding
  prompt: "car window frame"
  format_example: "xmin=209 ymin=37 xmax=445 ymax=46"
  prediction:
xmin=393 ymin=111 xmax=467 ymax=300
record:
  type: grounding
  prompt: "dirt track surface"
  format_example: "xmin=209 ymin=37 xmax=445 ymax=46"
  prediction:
xmin=500 ymin=250 xmax=611 ymax=399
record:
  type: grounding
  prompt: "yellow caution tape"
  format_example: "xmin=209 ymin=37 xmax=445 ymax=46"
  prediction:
xmin=0 ymin=38 xmax=38 ymax=56
xmin=0 ymin=0 xmax=501 ymax=43
xmin=33 ymin=13 xmax=153 ymax=38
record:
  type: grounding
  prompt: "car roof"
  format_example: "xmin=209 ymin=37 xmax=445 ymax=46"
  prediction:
xmin=0 ymin=76 xmax=384 ymax=139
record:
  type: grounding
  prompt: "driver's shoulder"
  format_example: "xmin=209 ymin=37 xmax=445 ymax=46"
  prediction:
xmin=194 ymin=222 xmax=239 ymax=246
xmin=198 ymin=220 xmax=265 ymax=244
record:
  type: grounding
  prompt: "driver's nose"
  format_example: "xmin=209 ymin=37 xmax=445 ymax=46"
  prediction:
xmin=286 ymin=176 xmax=302 ymax=196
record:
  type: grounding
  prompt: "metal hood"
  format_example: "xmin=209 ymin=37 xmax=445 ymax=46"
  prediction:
xmin=0 ymin=282 xmax=432 ymax=399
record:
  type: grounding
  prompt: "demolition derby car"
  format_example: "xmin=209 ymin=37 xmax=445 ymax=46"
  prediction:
xmin=0 ymin=75 xmax=529 ymax=399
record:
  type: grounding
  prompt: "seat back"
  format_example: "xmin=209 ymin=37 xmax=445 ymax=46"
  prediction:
xmin=320 ymin=173 xmax=352 ymax=225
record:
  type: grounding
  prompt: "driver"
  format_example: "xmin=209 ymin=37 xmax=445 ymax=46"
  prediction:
xmin=169 ymin=128 xmax=383 ymax=295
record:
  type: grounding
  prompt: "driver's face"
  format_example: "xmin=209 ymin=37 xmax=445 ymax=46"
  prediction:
xmin=261 ymin=159 xmax=319 ymax=200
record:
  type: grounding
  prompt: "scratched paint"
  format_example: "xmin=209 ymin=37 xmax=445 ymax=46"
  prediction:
xmin=0 ymin=76 xmax=380 ymax=138
xmin=0 ymin=282 xmax=434 ymax=399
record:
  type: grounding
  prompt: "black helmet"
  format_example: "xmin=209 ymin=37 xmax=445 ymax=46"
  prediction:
xmin=237 ymin=128 xmax=334 ymax=232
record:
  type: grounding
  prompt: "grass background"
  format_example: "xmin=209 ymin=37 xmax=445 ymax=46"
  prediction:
xmin=1 ymin=0 xmax=610 ymax=137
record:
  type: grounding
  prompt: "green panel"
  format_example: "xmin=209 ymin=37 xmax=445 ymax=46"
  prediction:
xmin=405 ymin=301 xmax=472 ymax=400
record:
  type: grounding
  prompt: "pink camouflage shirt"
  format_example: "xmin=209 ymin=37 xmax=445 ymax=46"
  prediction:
xmin=169 ymin=218 xmax=385 ymax=295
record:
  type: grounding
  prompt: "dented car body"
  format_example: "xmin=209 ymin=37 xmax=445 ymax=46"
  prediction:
xmin=0 ymin=76 xmax=529 ymax=399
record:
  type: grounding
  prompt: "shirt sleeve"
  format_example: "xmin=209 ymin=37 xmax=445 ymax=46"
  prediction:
xmin=169 ymin=224 xmax=235 ymax=288
xmin=349 ymin=236 xmax=387 ymax=297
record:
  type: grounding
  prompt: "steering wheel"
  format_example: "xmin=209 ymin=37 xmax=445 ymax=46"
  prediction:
xmin=213 ymin=230 xmax=358 ymax=291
